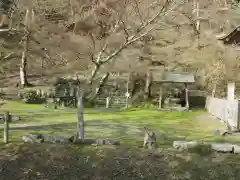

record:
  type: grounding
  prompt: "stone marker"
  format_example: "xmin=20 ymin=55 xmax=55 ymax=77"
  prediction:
xmin=173 ymin=141 xmax=199 ymax=151
xmin=211 ymin=143 xmax=234 ymax=153
xmin=233 ymin=145 xmax=240 ymax=154
xmin=11 ymin=115 xmax=20 ymax=122
xmin=22 ymin=134 xmax=43 ymax=143
xmin=23 ymin=133 xmax=72 ymax=143
xmin=173 ymin=141 xmax=240 ymax=154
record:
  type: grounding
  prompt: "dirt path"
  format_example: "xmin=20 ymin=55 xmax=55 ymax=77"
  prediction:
xmin=194 ymin=112 xmax=227 ymax=132
xmin=194 ymin=112 xmax=218 ymax=121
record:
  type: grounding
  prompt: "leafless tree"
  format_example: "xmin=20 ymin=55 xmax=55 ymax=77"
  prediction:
xmin=67 ymin=0 xmax=187 ymax=100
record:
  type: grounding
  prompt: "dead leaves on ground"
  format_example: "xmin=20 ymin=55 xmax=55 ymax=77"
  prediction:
xmin=0 ymin=143 xmax=240 ymax=179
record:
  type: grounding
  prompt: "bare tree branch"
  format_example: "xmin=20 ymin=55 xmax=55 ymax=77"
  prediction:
xmin=81 ymin=0 xmax=180 ymax=85
xmin=133 ymin=0 xmax=143 ymax=25
xmin=92 ymin=19 xmax=121 ymax=65
xmin=120 ymin=19 xmax=130 ymax=41
xmin=101 ymin=1 xmax=178 ymax=64
xmin=180 ymin=12 xmax=200 ymax=36
xmin=95 ymin=42 xmax=108 ymax=64
xmin=131 ymin=0 xmax=173 ymax=39
xmin=2 ymin=52 xmax=14 ymax=60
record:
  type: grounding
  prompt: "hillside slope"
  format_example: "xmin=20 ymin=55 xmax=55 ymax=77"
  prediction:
xmin=0 ymin=0 xmax=240 ymax=94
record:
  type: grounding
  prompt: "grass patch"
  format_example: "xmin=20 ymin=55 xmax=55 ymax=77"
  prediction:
xmin=0 ymin=101 xmax=239 ymax=180
xmin=0 ymin=100 xmax=228 ymax=147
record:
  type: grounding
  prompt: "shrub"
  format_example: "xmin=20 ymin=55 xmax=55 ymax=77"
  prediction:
xmin=20 ymin=90 xmax=46 ymax=104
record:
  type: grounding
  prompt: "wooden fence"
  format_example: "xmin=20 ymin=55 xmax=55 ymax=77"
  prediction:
xmin=205 ymin=96 xmax=240 ymax=130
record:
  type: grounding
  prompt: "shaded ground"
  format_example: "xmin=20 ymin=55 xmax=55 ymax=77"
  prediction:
xmin=1 ymin=143 xmax=240 ymax=180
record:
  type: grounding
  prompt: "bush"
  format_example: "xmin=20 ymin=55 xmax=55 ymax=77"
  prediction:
xmin=136 ymin=102 xmax=156 ymax=109
xmin=20 ymin=90 xmax=46 ymax=104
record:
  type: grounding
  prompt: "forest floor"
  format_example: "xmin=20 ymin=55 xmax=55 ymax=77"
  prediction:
xmin=0 ymin=101 xmax=239 ymax=180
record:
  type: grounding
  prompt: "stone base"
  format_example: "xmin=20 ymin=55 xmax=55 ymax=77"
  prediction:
xmin=173 ymin=141 xmax=240 ymax=154
xmin=23 ymin=133 xmax=120 ymax=146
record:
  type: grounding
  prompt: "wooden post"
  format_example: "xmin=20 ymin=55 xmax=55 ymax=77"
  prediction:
xmin=77 ymin=88 xmax=84 ymax=140
xmin=106 ymin=97 xmax=110 ymax=108
xmin=125 ymin=93 xmax=130 ymax=109
xmin=158 ymin=84 xmax=162 ymax=109
xmin=185 ymin=83 xmax=189 ymax=109
xmin=144 ymin=71 xmax=151 ymax=99
xmin=4 ymin=111 xmax=10 ymax=144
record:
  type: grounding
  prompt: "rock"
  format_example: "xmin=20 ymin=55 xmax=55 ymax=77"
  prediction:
xmin=220 ymin=130 xmax=232 ymax=136
xmin=173 ymin=141 xmax=212 ymax=154
xmin=23 ymin=133 xmax=72 ymax=144
xmin=22 ymin=134 xmax=43 ymax=143
xmin=23 ymin=133 xmax=121 ymax=145
xmin=211 ymin=143 xmax=234 ymax=153
xmin=233 ymin=145 xmax=240 ymax=154
xmin=173 ymin=141 xmax=240 ymax=154
xmin=73 ymin=138 xmax=120 ymax=145
xmin=173 ymin=141 xmax=198 ymax=151
xmin=11 ymin=115 xmax=20 ymax=122
xmin=41 ymin=134 xmax=72 ymax=143
xmin=213 ymin=129 xmax=233 ymax=136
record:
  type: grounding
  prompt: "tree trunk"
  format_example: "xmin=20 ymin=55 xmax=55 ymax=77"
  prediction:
xmin=195 ymin=0 xmax=200 ymax=32
xmin=91 ymin=72 xmax=109 ymax=101
xmin=193 ymin=0 xmax=200 ymax=42
xmin=88 ymin=63 xmax=100 ymax=85
xmin=77 ymin=88 xmax=84 ymax=140
xmin=19 ymin=31 xmax=30 ymax=88
xmin=211 ymin=83 xmax=217 ymax=97
xmin=144 ymin=71 xmax=151 ymax=99
xmin=125 ymin=73 xmax=130 ymax=108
